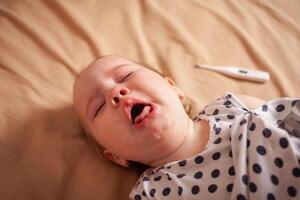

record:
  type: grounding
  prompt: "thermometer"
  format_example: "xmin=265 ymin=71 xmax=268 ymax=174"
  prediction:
xmin=195 ymin=64 xmax=270 ymax=83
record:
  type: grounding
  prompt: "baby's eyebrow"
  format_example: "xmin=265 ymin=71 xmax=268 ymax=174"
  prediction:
xmin=107 ymin=64 xmax=132 ymax=76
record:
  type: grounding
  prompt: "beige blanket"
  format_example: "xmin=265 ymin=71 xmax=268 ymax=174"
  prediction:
xmin=0 ymin=0 xmax=299 ymax=199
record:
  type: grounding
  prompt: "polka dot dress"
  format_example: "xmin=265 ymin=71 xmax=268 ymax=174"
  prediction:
xmin=130 ymin=92 xmax=300 ymax=200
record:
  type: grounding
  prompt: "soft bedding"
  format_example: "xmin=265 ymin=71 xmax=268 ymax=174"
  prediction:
xmin=0 ymin=1 xmax=300 ymax=200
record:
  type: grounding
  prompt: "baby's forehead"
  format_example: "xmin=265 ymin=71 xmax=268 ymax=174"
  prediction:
xmin=75 ymin=56 xmax=139 ymax=90
xmin=78 ymin=57 xmax=132 ymax=81
xmin=88 ymin=56 xmax=137 ymax=72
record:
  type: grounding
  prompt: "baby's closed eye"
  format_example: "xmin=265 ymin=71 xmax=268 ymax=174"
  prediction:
xmin=94 ymin=102 xmax=105 ymax=118
xmin=120 ymin=71 xmax=134 ymax=82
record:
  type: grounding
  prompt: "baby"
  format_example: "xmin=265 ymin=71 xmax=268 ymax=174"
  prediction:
xmin=73 ymin=56 xmax=300 ymax=200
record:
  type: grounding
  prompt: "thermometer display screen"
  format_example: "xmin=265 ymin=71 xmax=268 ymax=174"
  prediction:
xmin=238 ymin=70 xmax=248 ymax=74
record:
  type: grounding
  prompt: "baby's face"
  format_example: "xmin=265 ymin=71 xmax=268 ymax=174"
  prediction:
xmin=73 ymin=56 xmax=188 ymax=165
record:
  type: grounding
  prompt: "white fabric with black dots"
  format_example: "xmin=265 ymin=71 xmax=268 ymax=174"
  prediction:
xmin=130 ymin=92 xmax=300 ymax=200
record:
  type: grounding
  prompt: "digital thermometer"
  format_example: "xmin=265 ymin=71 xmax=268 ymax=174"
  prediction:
xmin=195 ymin=64 xmax=270 ymax=83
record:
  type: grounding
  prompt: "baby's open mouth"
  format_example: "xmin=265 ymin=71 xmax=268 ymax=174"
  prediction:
xmin=130 ymin=103 xmax=152 ymax=124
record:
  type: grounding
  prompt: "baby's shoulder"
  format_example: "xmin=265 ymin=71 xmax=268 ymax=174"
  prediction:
xmin=198 ymin=92 xmax=249 ymax=117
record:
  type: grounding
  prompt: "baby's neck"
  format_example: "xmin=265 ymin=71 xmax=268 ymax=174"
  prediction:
xmin=149 ymin=119 xmax=210 ymax=168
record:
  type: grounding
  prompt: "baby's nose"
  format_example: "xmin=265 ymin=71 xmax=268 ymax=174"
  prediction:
xmin=111 ymin=87 xmax=129 ymax=106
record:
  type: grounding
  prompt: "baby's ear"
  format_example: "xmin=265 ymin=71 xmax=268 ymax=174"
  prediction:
xmin=102 ymin=149 xmax=130 ymax=167
xmin=164 ymin=77 xmax=185 ymax=102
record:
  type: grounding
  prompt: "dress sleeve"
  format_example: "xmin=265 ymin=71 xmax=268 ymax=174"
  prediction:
xmin=229 ymin=97 xmax=300 ymax=200
xmin=198 ymin=92 xmax=251 ymax=118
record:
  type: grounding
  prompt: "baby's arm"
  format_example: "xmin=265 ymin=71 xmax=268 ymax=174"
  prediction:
xmin=236 ymin=94 xmax=265 ymax=110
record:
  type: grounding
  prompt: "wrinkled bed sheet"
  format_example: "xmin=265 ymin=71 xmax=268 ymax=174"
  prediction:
xmin=0 ymin=1 xmax=300 ymax=200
